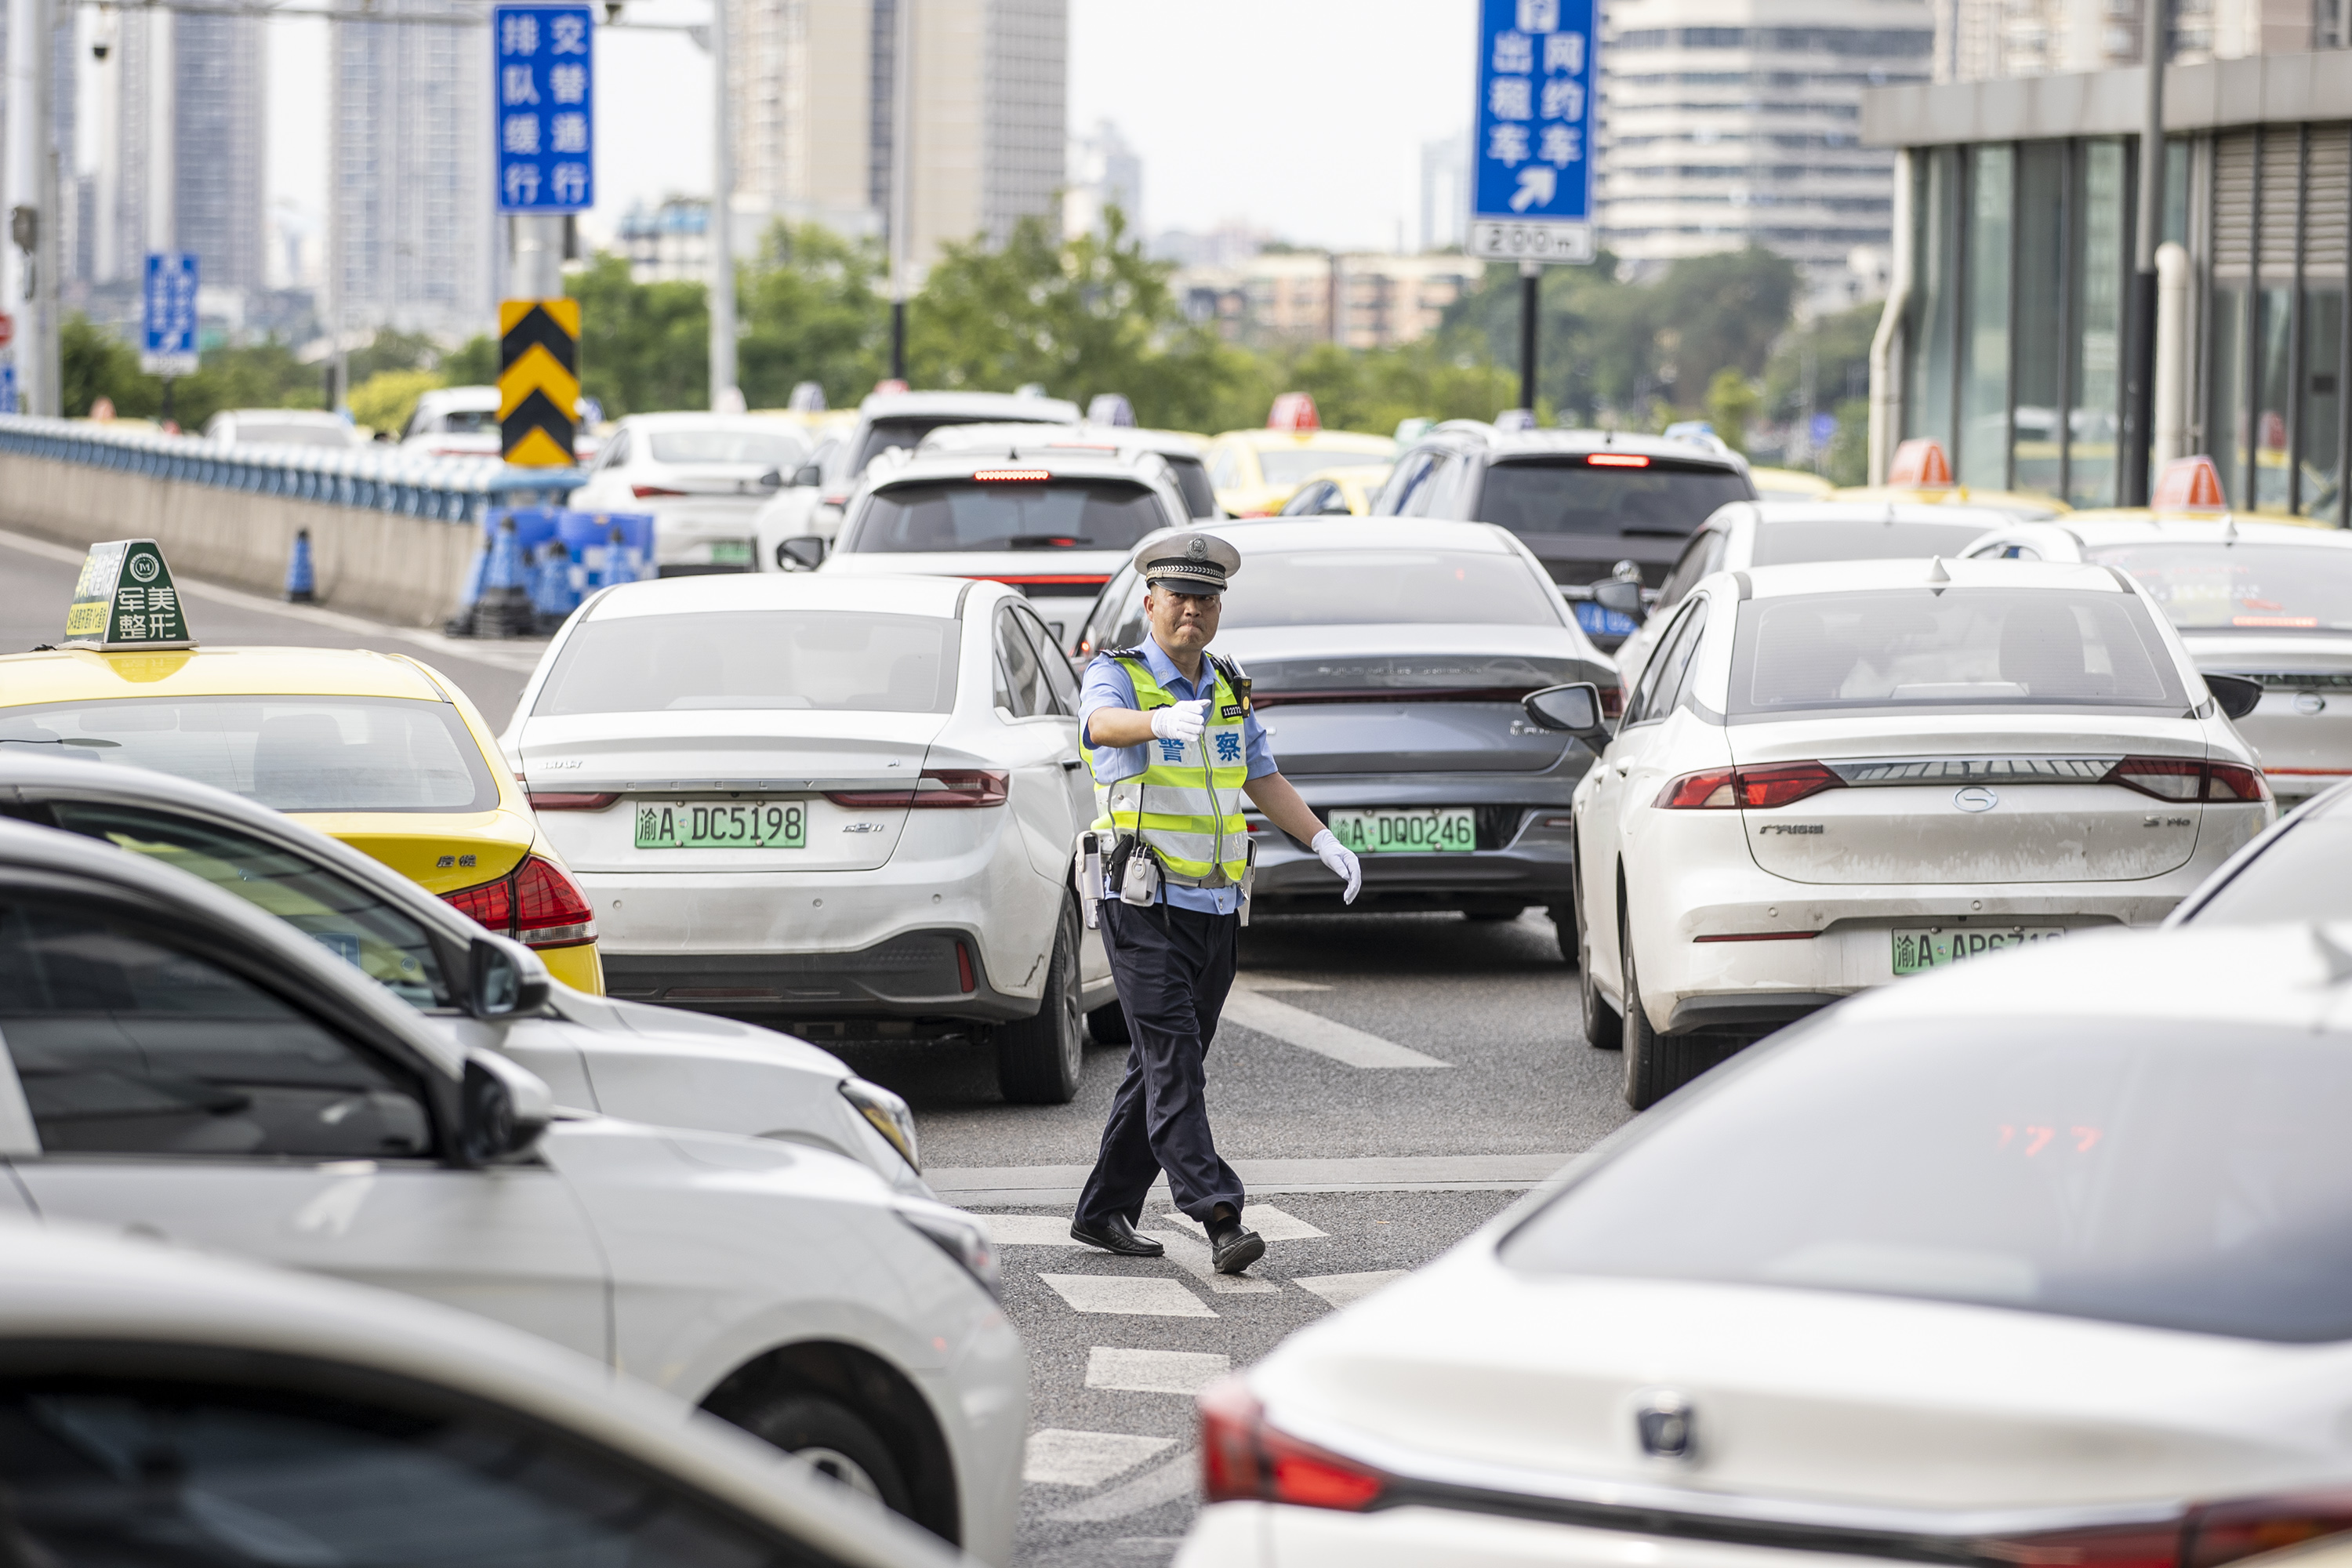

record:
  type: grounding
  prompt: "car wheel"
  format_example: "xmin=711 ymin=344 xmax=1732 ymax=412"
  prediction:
xmin=1620 ymin=913 xmax=1705 ymax=1109
xmin=1549 ymin=895 xmax=1577 ymax=964
xmin=998 ymin=899 xmax=1083 ymax=1104
xmin=725 ymin=1392 xmax=916 ymax=1519
xmin=1578 ymin=891 xmax=1621 ymax=1051
xmin=1087 ymin=999 xmax=1132 ymax=1046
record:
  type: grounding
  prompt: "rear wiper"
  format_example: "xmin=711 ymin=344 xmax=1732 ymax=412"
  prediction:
xmin=1007 ymin=535 xmax=1093 ymax=549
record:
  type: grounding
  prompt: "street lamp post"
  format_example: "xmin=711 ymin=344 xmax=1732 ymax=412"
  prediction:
xmin=707 ymin=0 xmax=736 ymax=408
xmin=887 ymin=0 xmax=911 ymax=382
xmin=2120 ymin=0 xmax=2169 ymax=505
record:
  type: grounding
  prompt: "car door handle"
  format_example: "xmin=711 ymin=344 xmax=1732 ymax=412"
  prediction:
xmin=1061 ymin=758 xmax=1083 ymax=771
xmin=1611 ymin=761 xmax=1631 ymax=776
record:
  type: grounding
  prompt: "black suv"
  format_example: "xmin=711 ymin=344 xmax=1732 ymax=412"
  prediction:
xmin=1374 ymin=423 xmax=1755 ymax=648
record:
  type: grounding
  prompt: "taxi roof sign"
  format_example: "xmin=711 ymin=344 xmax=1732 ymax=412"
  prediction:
xmin=1886 ymin=438 xmax=1954 ymax=488
xmin=63 ymin=539 xmax=194 ymax=651
xmin=2151 ymin=454 xmax=2228 ymax=510
xmin=1267 ymin=392 xmax=1320 ymax=434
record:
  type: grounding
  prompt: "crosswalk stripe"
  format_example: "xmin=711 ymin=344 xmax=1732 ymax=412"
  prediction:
xmin=1294 ymin=1269 xmax=1408 ymax=1308
xmin=1221 ymin=985 xmax=1450 ymax=1069
xmin=1159 ymin=1203 xmax=1327 ymax=1242
xmin=1044 ymin=1449 xmax=1202 ymax=1522
xmin=978 ymin=1214 xmax=1087 ymax=1246
xmin=1022 ymin=1428 xmax=1177 ymax=1486
xmin=1141 ymin=1229 xmax=1279 ymax=1294
xmin=1040 ymin=1272 xmax=1218 ymax=1317
xmin=1085 ymin=1346 xmax=1230 ymax=1396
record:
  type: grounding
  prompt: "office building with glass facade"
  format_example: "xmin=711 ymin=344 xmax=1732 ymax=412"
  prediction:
xmin=1862 ymin=53 xmax=2351 ymax=521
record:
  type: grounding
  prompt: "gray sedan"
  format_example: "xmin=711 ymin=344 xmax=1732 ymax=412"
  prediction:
xmin=1069 ymin=518 xmax=1617 ymax=950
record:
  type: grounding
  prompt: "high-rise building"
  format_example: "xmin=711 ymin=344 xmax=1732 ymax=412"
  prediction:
xmin=726 ymin=0 xmax=1065 ymax=270
xmin=330 ymin=5 xmax=491 ymax=338
xmin=1936 ymin=0 xmax=2323 ymax=81
xmin=173 ymin=12 xmax=266 ymax=294
xmin=1596 ymin=0 xmax=1933 ymax=303
xmin=1064 ymin=117 xmax=1140 ymax=238
xmin=1419 ymin=130 xmax=1469 ymax=253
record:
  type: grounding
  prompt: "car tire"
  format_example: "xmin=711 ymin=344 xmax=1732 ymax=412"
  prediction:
xmin=1620 ymin=916 xmax=1705 ymax=1110
xmin=998 ymin=899 xmax=1084 ymax=1105
xmin=1087 ymin=999 xmax=1132 ymax=1047
xmin=725 ymin=1392 xmax=916 ymax=1519
xmin=1575 ymin=878 xmax=1621 ymax=1050
xmin=1549 ymin=897 xmax=1577 ymax=964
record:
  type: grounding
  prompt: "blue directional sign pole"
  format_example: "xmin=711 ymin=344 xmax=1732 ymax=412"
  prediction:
xmin=140 ymin=252 xmax=200 ymax=425
xmin=494 ymin=3 xmax=594 ymax=299
xmin=1471 ymin=0 xmax=1599 ymax=412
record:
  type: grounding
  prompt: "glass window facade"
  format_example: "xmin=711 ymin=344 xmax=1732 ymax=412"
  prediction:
xmin=1961 ymin=146 xmax=2015 ymax=488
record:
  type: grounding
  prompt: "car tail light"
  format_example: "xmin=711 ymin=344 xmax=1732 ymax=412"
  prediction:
xmin=973 ymin=469 xmax=1051 ymax=482
xmin=1966 ymin=1519 xmax=2185 ymax=1568
xmin=825 ymin=770 xmax=1010 ymax=809
xmin=526 ymin=790 xmax=619 ymax=811
xmin=442 ymin=855 xmax=597 ymax=949
xmin=630 ymin=485 xmax=686 ymax=499
xmin=1200 ymin=1379 xmax=1385 ymax=1512
xmin=1599 ymin=686 xmax=1624 ymax=720
xmin=955 ymin=941 xmax=976 ymax=994
xmin=1587 ymin=453 xmax=1650 ymax=468
xmin=1656 ymin=762 xmax=1844 ymax=810
xmin=2103 ymin=757 xmax=2271 ymax=804
xmin=1965 ymin=1487 xmax=2352 ymax=1568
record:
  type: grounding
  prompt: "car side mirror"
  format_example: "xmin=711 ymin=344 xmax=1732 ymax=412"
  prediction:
xmin=757 ymin=466 xmax=785 ymax=490
xmin=777 ymin=535 xmax=826 ymax=572
xmin=790 ymin=461 xmax=824 ymax=487
xmin=1523 ymin=682 xmax=1611 ymax=743
xmin=458 ymin=1048 xmax=553 ymax=1165
xmin=1593 ymin=579 xmax=1646 ymax=617
xmin=2205 ymin=672 xmax=2263 ymax=721
xmin=469 ymin=935 xmax=550 ymax=1019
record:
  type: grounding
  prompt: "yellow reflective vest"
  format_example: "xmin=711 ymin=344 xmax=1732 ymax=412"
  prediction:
xmin=1085 ymin=650 xmax=1251 ymax=889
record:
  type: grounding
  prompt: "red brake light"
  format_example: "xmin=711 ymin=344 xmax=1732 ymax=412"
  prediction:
xmin=1199 ymin=1378 xmax=1385 ymax=1512
xmin=630 ymin=485 xmax=686 ymax=499
xmin=441 ymin=873 xmax=514 ymax=932
xmin=1599 ymin=686 xmax=1624 ymax=720
xmin=526 ymin=790 xmax=619 ymax=811
xmin=972 ymin=469 xmax=1051 ymax=482
xmin=2103 ymin=757 xmax=2270 ymax=804
xmin=1656 ymin=762 xmax=1844 ymax=810
xmin=826 ymin=770 xmax=1010 ymax=808
xmin=2187 ymin=1489 xmax=2352 ymax=1568
xmin=1968 ymin=1519 xmax=2185 ymax=1568
xmin=1587 ymin=453 xmax=1650 ymax=468
xmin=2204 ymin=760 xmax=2270 ymax=802
xmin=441 ymin=855 xmax=597 ymax=949
xmin=955 ymin=940 xmax=976 ymax=994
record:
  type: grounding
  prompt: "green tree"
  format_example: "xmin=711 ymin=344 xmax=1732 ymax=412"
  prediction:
xmin=1646 ymin=249 xmax=1799 ymax=402
xmin=563 ymin=252 xmax=710 ymax=416
xmin=738 ymin=222 xmax=890 ymax=409
xmin=170 ymin=340 xmax=325 ymax=430
xmin=1760 ymin=300 xmax=1881 ymax=429
xmin=1704 ymin=368 xmax=1762 ymax=455
xmin=349 ymin=368 xmax=445 ymax=437
xmin=1826 ymin=397 xmax=1871 ymax=487
xmin=347 ymin=328 xmax=445 ymax=384
xmin=62 ymin=314 xmax=158 ymax=419
xmin=441 ymin=335 xmax=499 ymax=387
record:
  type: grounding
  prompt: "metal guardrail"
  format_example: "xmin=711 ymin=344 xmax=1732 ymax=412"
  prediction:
xmin=0 ymin=415 xmax=584 ymax=524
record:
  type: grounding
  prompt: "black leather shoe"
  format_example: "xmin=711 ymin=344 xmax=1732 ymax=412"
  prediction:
xmin=1070 ymin=1215 xmax=1164 ymax=1257
xmin=1209 ymin=1224 xmax=1265 ymax=1275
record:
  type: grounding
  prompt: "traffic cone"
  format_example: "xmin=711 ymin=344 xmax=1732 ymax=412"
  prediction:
xmin=602 ymin=524 xmax=639 ymax=586
xmin=475 ymin=516 xmax=533 ymax=639
xmin=284 ymin=528 xmax=317 ymax=604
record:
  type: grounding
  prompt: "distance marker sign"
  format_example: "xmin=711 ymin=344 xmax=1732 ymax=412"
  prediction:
xmin=1470 ymin=0 xmax=1599 ymax=264
xmin=64 ymin=540 xmax=193 ymax=650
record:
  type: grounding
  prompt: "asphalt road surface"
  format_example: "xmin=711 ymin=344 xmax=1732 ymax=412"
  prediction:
xmin=0 ymin=531 xmax=1634 ymax=1566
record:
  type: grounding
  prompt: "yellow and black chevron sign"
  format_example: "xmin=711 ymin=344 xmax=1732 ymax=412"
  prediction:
xmin=499 ymin=298 xmax=580 ymax=467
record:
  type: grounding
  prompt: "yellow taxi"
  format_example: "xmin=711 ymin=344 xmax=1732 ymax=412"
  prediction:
xmin=2064 ymin=452 xmax=2339 ymax=529
xmin=1203 ymin=393 xmax=1397 ymax=517
xmin=1747 ymin=466 xmax=1835 ymax=503
xmin=1 ymin=539 xmax=604 ymax=992
xmin=1276 ymin=462 xmax=1396 ymax=517
xmin=1832 ymin=437 xmax=2074 ymax=521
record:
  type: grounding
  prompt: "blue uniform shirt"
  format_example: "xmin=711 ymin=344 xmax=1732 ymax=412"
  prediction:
xmin=1080 ymin=636 xmax=1277 ymax=914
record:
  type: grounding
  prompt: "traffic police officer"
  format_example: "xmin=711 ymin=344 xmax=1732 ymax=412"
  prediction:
xmin=1069 ymin=532 xmax=1362 ymax=1273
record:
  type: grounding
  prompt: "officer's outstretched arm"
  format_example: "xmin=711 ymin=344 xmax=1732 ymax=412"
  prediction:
xmin=1242 ymin=774 xmax=1329 ymax=848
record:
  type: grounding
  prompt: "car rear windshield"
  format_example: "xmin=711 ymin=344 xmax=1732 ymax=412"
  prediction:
xmin=645 ymin=429 xmax=804 ymax=468
xmin=1256 ymin=448 xmax=1392 ymax=488
xmin=1220 ymin=549 xmax=1563 ymax=629
xmin=0 ymin=698 xmax=499 ymax=812
xmin=1501 ymin=1019 xmax=2352 ymax=1342
xmin=854 ymin=479 xmax=1170 ymax=553
xmin=1727 ymin=588 xmax=2187 ymax=717
xmin=1749 ymin=518 xmax=2001 ymax=567
xmin=2182 ymin=814 xmax=2352 ymax=924
xmin=1478 ymin=457 xmax=1755 ymax=539
xmin=1166 ymin=456 xmax=1217 ymax=518
xmin=535 ymin=609 xmax=959 ymax=715
xmin=2089 ymin=542 xmax=2352 ymax=632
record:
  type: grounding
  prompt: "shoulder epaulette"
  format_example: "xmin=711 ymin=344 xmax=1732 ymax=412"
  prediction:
xmin=1099 ymin=645 xmax=1146 ymax=661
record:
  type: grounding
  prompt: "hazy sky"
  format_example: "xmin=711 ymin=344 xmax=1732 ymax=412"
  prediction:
xmin=261 ymin=0 xmax=1478 ymax=267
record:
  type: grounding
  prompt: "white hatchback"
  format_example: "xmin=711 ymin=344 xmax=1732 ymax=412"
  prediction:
xmin=568 ymin=412 xmax=812 ymax=575
xmin=1562 ymin=556 xmax=2273 ymax=1107
xmin=503 ymin=572 xmax=1116 ymax=1102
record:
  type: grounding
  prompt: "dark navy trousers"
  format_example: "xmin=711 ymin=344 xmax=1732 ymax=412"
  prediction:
xmin=1075 ymin=899 xmax=1246 ymax=1227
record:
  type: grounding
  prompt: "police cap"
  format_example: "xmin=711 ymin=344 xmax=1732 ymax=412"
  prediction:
xmin=1135 ymin=531 xmax=1241 ymax=595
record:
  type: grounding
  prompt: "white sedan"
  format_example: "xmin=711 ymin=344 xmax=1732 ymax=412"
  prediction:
xmin=1181 ymin=921 xmax=2352 ymax=1568
xmin=569 ymin=412 xmax=812 ymax=575
xmin=0 ymin=815 xmax=1025 ymax=1561
xmin=503 ymin=572 xmax=1116 ymax=1103
xmin=1554 ymin=556 xmax=2272 ymax=1108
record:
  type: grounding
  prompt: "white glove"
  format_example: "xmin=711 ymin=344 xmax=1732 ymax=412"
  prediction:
xmin=1150 ymin=699 xmax=1210 ymax=742
xmin=1310 ymin=829 xmax=1363 ymax=906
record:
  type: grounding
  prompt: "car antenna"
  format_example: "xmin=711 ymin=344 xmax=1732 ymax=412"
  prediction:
xmin=1926 ymin=557 xmax=1951 ymax=583
xmin=2222 ymin=516 xmax=2238 ymax=546
xmin=2312 ymin=924 xmax=2352 ymax=985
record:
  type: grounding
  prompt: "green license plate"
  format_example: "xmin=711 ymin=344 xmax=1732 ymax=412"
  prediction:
xmin=710 ymin=539 xmax=753 ymax=566
xmin=1327 ymin=808 xmax=1476 ymax=854
xmin=635 ymin=800 xmax=806 ymax=850
xmin=1893 ymin=927 xmax=2064 ymax=975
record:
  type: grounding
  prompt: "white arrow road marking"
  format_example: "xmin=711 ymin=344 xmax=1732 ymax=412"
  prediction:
xmin=1295 ymin=1270 xmax=1409 ymax=1308
xmin=1022 ymin=1428 xmax=1177 ymax=1486
xmin=1045 ymin=1450 xmax=1201 ymax=1522
xmin=1223 ymin=982 xmax=1450 ymax=1069
xmin=1159 ymin=1203 xmax=1326 ymax=1242
xmin=1140 ymin=1229 xmax=1279 ymax=1295
xmin=1085 ymin=1347 xmax=1230 ymax=1396
xmin=1040 ymin=1273 xmax=1218 ymax=1317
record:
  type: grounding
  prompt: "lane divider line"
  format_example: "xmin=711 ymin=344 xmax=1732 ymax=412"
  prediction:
xmin=1220 ymin=985 xmax=1451 ymax=1069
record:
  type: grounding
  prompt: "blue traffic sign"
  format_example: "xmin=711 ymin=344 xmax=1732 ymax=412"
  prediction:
xmin=494 ymin=5 xmax=594 ymax=214
xmin=1810 ymin=412 xmax=1840 ymax=448
xmin=1469 ymin=0 xmax=1598 ymax=265
xmin=142 ymin=252 xmax=199 ymax=376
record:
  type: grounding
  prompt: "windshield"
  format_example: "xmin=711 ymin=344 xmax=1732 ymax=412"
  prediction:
xmin=645 ymin=429 xmax=804 ymax=468
xmin=535 ymin=609 xmax=959 ymax=715
xmin=2186 ymin=814 xmax=2352 ymax=924
xmin=1502 ymin=1018 xmax=2352 ymax=1342
xmin=1750 ymin=519 xmax=1999 ymax=567
xmin=0 ymin=699 xmax=499 ymax=813
xmin=854 ymin=479 xmax=1169 ymax=553
xmin=2089 ymin=542 xmax=2352 ymax=632
xmin=1257 ymin=448 xmax=1391 ymax=488
xmin=1479 ymin=458 xmax=1754 ymax=538
xmin=850 ymin=414 xmax=1067 ymax=477
xmin=1220 ymin=549 xmax=1563 ymax=628
xmin=1728 ymin=588 xmax=2187 ymax=717
xmin=1166 ymin=456 xmax=1218 ymax=518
